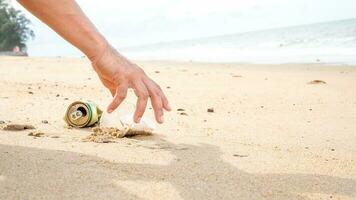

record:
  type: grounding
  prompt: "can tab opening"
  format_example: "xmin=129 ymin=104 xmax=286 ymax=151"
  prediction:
xmin=70 ymin=107 xmax=87 ymax=121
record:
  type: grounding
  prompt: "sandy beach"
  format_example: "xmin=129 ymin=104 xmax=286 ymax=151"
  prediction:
xmin=0 ymin=56 xmax=355 ymax=200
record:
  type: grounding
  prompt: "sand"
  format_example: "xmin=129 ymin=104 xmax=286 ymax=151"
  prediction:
xmin=0 ymin=56 xmax=355 ymax=200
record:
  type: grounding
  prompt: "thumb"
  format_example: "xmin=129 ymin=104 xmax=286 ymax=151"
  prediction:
xmin=107 ymin=83 xmax=128 ymax=113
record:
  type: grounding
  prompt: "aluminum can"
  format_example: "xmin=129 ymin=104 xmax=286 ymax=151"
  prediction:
xmin=64 ymin=101 xmax=102 ymax=128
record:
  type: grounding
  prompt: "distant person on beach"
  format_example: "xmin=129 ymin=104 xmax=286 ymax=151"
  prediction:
xmin=17 ymin=0 xmax=171 ymax=124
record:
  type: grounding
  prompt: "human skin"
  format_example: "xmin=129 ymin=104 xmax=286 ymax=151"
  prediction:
xmin=17 ymin=0 xmax=171 ymax=124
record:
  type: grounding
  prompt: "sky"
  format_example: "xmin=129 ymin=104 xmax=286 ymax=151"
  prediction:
xmin=12 ymin=0 xmax=356 ymax=56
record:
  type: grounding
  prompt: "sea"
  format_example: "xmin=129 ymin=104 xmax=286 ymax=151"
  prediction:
xmin=121 ymin=18 xmax=356 ymax=65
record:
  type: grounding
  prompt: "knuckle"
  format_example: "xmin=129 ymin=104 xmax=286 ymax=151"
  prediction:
xmin=117 ymin=93 xmax=127 ymax=99
xmin=138 ymin=92 xmax=149 ymax=99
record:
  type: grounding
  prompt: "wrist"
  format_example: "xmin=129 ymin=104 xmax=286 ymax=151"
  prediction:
xmin=85 ymin=35 xmax=109 ymax=64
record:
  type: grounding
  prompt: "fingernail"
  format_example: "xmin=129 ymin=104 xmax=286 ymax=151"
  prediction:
xmin=107 ymin=108 xmax=113 ymax=113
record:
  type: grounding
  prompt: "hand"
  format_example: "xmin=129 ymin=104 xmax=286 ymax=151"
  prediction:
xmin=91 ymin=44 xmax=171 ymax=124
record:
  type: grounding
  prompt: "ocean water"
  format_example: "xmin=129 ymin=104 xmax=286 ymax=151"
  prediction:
xmin=122 ymin=18 xmax=356 ymax=64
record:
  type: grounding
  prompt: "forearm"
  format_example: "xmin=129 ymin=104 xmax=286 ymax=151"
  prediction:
xmin=17 ymin=0 xmax=108 ymax=61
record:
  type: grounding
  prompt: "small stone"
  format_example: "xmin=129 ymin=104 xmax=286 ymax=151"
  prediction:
xmin=331 ymin=148 xmax=335 ymax=151
xmin=166 ymin=86 xmax=171 ymax=89
xmin=177 ymin=108 xmax=185 ymax=111
xmin=155 ymin=71 xmax=160 ymax=73
xmin=180 ymin=112 xmax=188 ymax=116
xmin=41 ymin=120 xmax=49 ymax=124
xmin=28 ymin=131 xmax=45 ymax=137
xmin=50 ymin=135 xmax=60 ymax=138
xmin=28 ymin=91 xmax=34 ymax=94
xmin=308 ymin=80 xmax=326 ymax=84
xmin=207 ymin=108 xmax=215 ymax=113
xmin=233 ymin=154 xmax=249 ymax=158
xmin=64 ymin=98 xmax=69 ymax=100
xmin=56 ymin=94 xmax=60 ymax=97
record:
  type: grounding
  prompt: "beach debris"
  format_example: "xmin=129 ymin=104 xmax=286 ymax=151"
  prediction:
xmin=56 ymin=94 xmax=60 ymax=97
xmin=64 ymin=101 xmax=102 ymax=128
xmin=177 ymin=108 xmax=185 ymax=111
xmin=28 ymin=131 xmax=45 ymax=137
xmin=308 ymin=80 xmax=327 ymax=84
xmin=41 ymin=120 xmax=49 ymax=124
xmin=233 ymin=154 xmax=249 ymax=158
xmin=180 ymin=112 xmax=188 ymax=116
xmin=207 ymin=108 xmax=215 ymax=113
xmin=28 ymin=91 xmax=34 ymax=94
xmin=3 ymin=124 xmax=35 ymax=131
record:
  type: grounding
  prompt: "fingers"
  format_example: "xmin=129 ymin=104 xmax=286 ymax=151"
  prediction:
xmin=149 ymin=89 xmax=164 ymax=123
xmin=107 ymin=81 xmax=128 ymax=113
xmin=159 ymin=89 xmax=171 ymax=111
xmin=132 ymin=80 xmax=149 ymax=123
xmin=143 ymin=78 xmax=170 ymax=124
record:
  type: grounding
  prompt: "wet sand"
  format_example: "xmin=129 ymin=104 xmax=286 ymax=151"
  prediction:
xmin=0 ymin=56 xmax=356 ymax=200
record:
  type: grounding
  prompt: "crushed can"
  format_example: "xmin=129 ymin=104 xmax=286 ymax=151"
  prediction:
xmin=64 ymin=101 xmax=103 ymax=128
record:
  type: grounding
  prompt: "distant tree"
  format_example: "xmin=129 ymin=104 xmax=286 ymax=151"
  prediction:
xmin=0 ymin=0 xmax=34 ymax=52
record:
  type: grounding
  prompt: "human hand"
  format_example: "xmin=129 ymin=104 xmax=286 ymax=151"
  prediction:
xmin=91 ymin=44 xmax=171 ymax=124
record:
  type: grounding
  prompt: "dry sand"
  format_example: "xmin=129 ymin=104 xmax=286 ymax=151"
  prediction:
xmin=0 ymin=56 xmax=355 ymax=200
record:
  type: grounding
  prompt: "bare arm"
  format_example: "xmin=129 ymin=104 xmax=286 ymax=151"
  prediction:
xmin=17 ymin=0 xmax=170 ymax=123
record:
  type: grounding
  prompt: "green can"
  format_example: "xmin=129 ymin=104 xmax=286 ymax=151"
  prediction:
xmin=64 ymin=101 xmax=103 ymax=128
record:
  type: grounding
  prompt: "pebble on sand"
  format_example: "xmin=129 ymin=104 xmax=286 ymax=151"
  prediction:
xmin=207 ymin=108 xmax=215 ymax=113
xmin=308 ymin=80 xmax=327 ymax=84
xmin=28 ymin=131 xmax=45 ymax=137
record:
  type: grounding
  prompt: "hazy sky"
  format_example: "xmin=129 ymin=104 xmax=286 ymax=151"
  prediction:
xmin=12 ymin=0 xmax=356 ymax=56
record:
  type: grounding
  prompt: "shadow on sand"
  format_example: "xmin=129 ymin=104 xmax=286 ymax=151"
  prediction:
xmin=0 ymin=136 xmax=355 ymax=200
